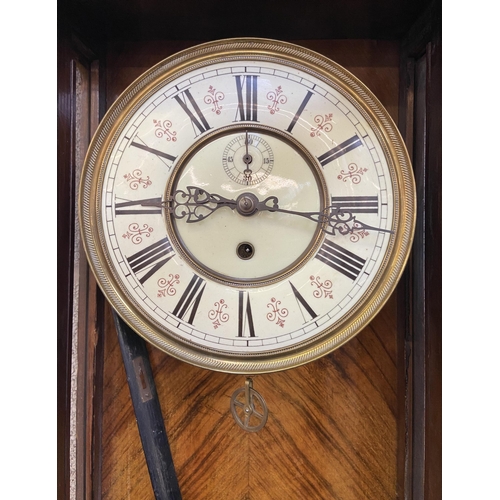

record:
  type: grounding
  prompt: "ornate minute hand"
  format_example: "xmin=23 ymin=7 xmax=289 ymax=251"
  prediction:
xmin=253 ymin=198 xmax=394 ymax=236
xmin=240 ymin=192 xmax=393 ymax=236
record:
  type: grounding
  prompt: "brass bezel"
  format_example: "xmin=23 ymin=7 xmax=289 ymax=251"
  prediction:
xmin=79 ymin=38 xmax=416 ymax=374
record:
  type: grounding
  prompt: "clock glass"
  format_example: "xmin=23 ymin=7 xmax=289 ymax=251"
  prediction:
xmin=80 ymin=38 xmax=415 ymax=373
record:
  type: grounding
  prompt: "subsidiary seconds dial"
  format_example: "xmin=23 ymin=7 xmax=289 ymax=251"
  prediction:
xmin=222 ymin=130 xmax=274 ymax=185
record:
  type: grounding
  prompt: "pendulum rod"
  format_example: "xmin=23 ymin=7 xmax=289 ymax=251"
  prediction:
xmin=114 ymin=311 xmax=182 ymax=500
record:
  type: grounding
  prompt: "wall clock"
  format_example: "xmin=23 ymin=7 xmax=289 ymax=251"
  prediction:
xmin=79 ymin=38 xmax=415 ymax=375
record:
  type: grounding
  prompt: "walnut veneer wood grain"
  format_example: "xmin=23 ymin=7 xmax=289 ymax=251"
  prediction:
xmin=101 ymin=294 xmax=398 ymax=500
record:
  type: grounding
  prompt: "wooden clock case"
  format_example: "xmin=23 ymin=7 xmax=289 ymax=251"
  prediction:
xmin=58 ymin=1 xmax=441 ymax=498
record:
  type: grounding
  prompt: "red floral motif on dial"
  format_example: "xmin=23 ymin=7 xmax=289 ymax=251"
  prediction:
xmin=122 ymin=223 xmax=153 ymax=244
xmin=267 ymin=86 xmax=287 ymax=115
xmin=337 ymin=163 xmax=368 ymax=184
xmin=124 ymin=169 xmax=152 ymax=190
xmin=266 ymin=298 xmax=289 ymax=328
xmin=153 ymin=119 xmax=177 ymax=141
xmin=157 ymin=274 xmax=180 ymax=298
xmin=310 ymin=113 xmax=333 ymax=137
xmin=204 ymin=86 xmax=225 ymax=115
xmin=309 ymin=276 xmax=333 ymax=299
xmin=349 ymin=224 xmax=370 ymax=243
xmin=208 ymin=299 xmax=229 ymax=329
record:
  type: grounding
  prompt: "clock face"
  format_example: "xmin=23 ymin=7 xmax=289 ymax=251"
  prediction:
xmin=80 ymin=38 xmax=415 ymax=373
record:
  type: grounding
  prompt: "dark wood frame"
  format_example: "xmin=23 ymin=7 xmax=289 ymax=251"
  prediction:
xmin=57 ymin=3 xmax=441 ymax=497
xmin=57 ymin=25 xmax=106 ymax=499
xmin=397 ymin=3 xmax=442 ymax=498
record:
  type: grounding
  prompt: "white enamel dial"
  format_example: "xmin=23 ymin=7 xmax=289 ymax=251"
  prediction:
xmin=80 ymin=39 xmax=415 ymax=373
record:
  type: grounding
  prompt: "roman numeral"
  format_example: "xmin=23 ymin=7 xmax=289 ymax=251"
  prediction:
xmin=237 ymin=291 xmax=256 ymax=337
xmin=171 ymin=274 xmax=206 ymax=325
xmin=330 ymin=195 xmax=379 ymax=214
xmin=234 ymin=75 xmax=259 ymax=122
xmin=115 ymin=197 xmax=163 ymax=216
xmin=286 ymin=90 xmax=313 ymax=133
xmin=289 ymin=282 xmax=318 ymax=322
xmin=173 ymin=89 xmax=211 ymax=135
xmin=130 ymin=141 xmax=177 ymax=164
xmin=317 ymin=135 xmax=362 ymax=167
xmin=127 ymin=237 xmax=175 ymax=284
xmin=316 ymin=240 xmax=366 ymax=281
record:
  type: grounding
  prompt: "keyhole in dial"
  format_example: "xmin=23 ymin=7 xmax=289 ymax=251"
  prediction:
xmin=237 ymin=242 xmax=255 ymax=260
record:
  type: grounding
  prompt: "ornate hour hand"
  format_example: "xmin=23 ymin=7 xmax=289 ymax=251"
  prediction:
xmin=169 ymin=187 xmax=238 ymax=222
xmin=141 ymin=187 xmax=237 ymax=222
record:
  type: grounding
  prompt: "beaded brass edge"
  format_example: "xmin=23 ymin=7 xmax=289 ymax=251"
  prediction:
xmin=79 ymin=38 xmax=416 ymax=374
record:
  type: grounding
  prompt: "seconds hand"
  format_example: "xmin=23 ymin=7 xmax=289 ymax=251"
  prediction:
xmin=243 ymin=130 xmax=253 ymax=185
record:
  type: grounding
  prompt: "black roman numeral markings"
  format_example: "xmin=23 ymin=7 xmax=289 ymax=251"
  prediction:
xmin=130 ymin=141 xmax=177 ymax=164
xmin=171 ymin=274 xmax=206 ymax=325
xmin=115 ymin=197 xmax=162 ymax=216
xmin=317 ymin=135 xmax=362 ymax=167
xmin=237 ymin=291 xmax=256 ymax=338
xmin=127 ymin=237 xmax=175 ymax=284
xmin=173 ymin=88 xmax=211 ymax=136
xmin=316 ymin=240 xmax=366 ymax=281
xmin=286 ymin=90 xmax=313 ymax=133
xmin=330 ymin=195 xmax=379 ymax=214
xmin=289 ymin=282 xmax=318 ymax=322
xmin=234 ymin=75 xmax=259 ymax=122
